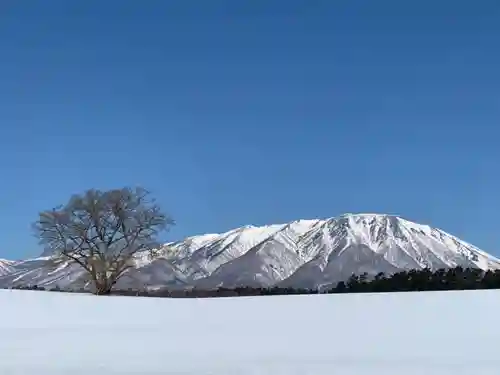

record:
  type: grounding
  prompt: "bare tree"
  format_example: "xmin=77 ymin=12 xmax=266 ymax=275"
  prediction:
xmin=33 ymin=187 xmax=174 ymax=295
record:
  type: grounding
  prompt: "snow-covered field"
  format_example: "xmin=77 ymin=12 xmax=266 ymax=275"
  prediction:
xmin=1 ymin=289 xmax=499 ymax=374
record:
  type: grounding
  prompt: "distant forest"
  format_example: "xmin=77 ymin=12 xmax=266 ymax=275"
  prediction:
xmin=7 ymin=266 xmax=500 ymax=298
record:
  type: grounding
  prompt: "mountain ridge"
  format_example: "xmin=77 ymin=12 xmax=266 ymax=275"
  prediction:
xmin=1 ymin=213 xmax=498 ymax=290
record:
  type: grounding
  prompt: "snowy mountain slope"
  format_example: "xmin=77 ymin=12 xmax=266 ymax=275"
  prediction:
xmin=0 ymin=259 xmax=16 ymax=276
xmin=0 ymin=213 xmax=498 ymax=290
xmin=0 ymin=257 xmax=87 ymax=289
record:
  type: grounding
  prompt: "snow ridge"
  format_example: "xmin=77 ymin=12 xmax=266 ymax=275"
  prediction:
xmin=0 ymin=213 xmax=498 ymax=290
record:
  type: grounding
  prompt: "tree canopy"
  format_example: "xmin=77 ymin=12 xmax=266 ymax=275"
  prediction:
xmin=33 ymin=187 xmax=174 ymax=294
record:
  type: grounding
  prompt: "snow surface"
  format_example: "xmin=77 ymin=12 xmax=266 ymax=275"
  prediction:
xmin=1 ymin=289 xmax=500 ymax=374
xmin=1 ymin=213 xmax=499 ymax=290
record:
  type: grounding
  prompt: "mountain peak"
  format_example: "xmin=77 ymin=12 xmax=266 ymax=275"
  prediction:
xmin=341 ymin=212 xmax=390 ymax=217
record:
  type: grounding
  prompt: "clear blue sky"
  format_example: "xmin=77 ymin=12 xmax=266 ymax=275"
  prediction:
xmin=1 ymin=0 xmax=499 ymax=259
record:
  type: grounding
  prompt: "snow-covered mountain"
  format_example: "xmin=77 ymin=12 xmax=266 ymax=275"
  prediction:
xmin=0 ymin=259 xmax=16 ymax=276
xmin=1 ymin=213 xmax=499 ymax=290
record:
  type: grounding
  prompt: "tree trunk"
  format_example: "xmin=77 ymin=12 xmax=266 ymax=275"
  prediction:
xmin=94 ymin=277 xmax=112 ymax=295
xmin=95 ymin=288 xmax=112 ymax=295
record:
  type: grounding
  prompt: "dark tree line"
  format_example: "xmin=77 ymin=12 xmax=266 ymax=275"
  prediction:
xmin=7 ymin=266 xmax=500 ymax=298
xmin=335 ymin=266 xmax=498 ymax=293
